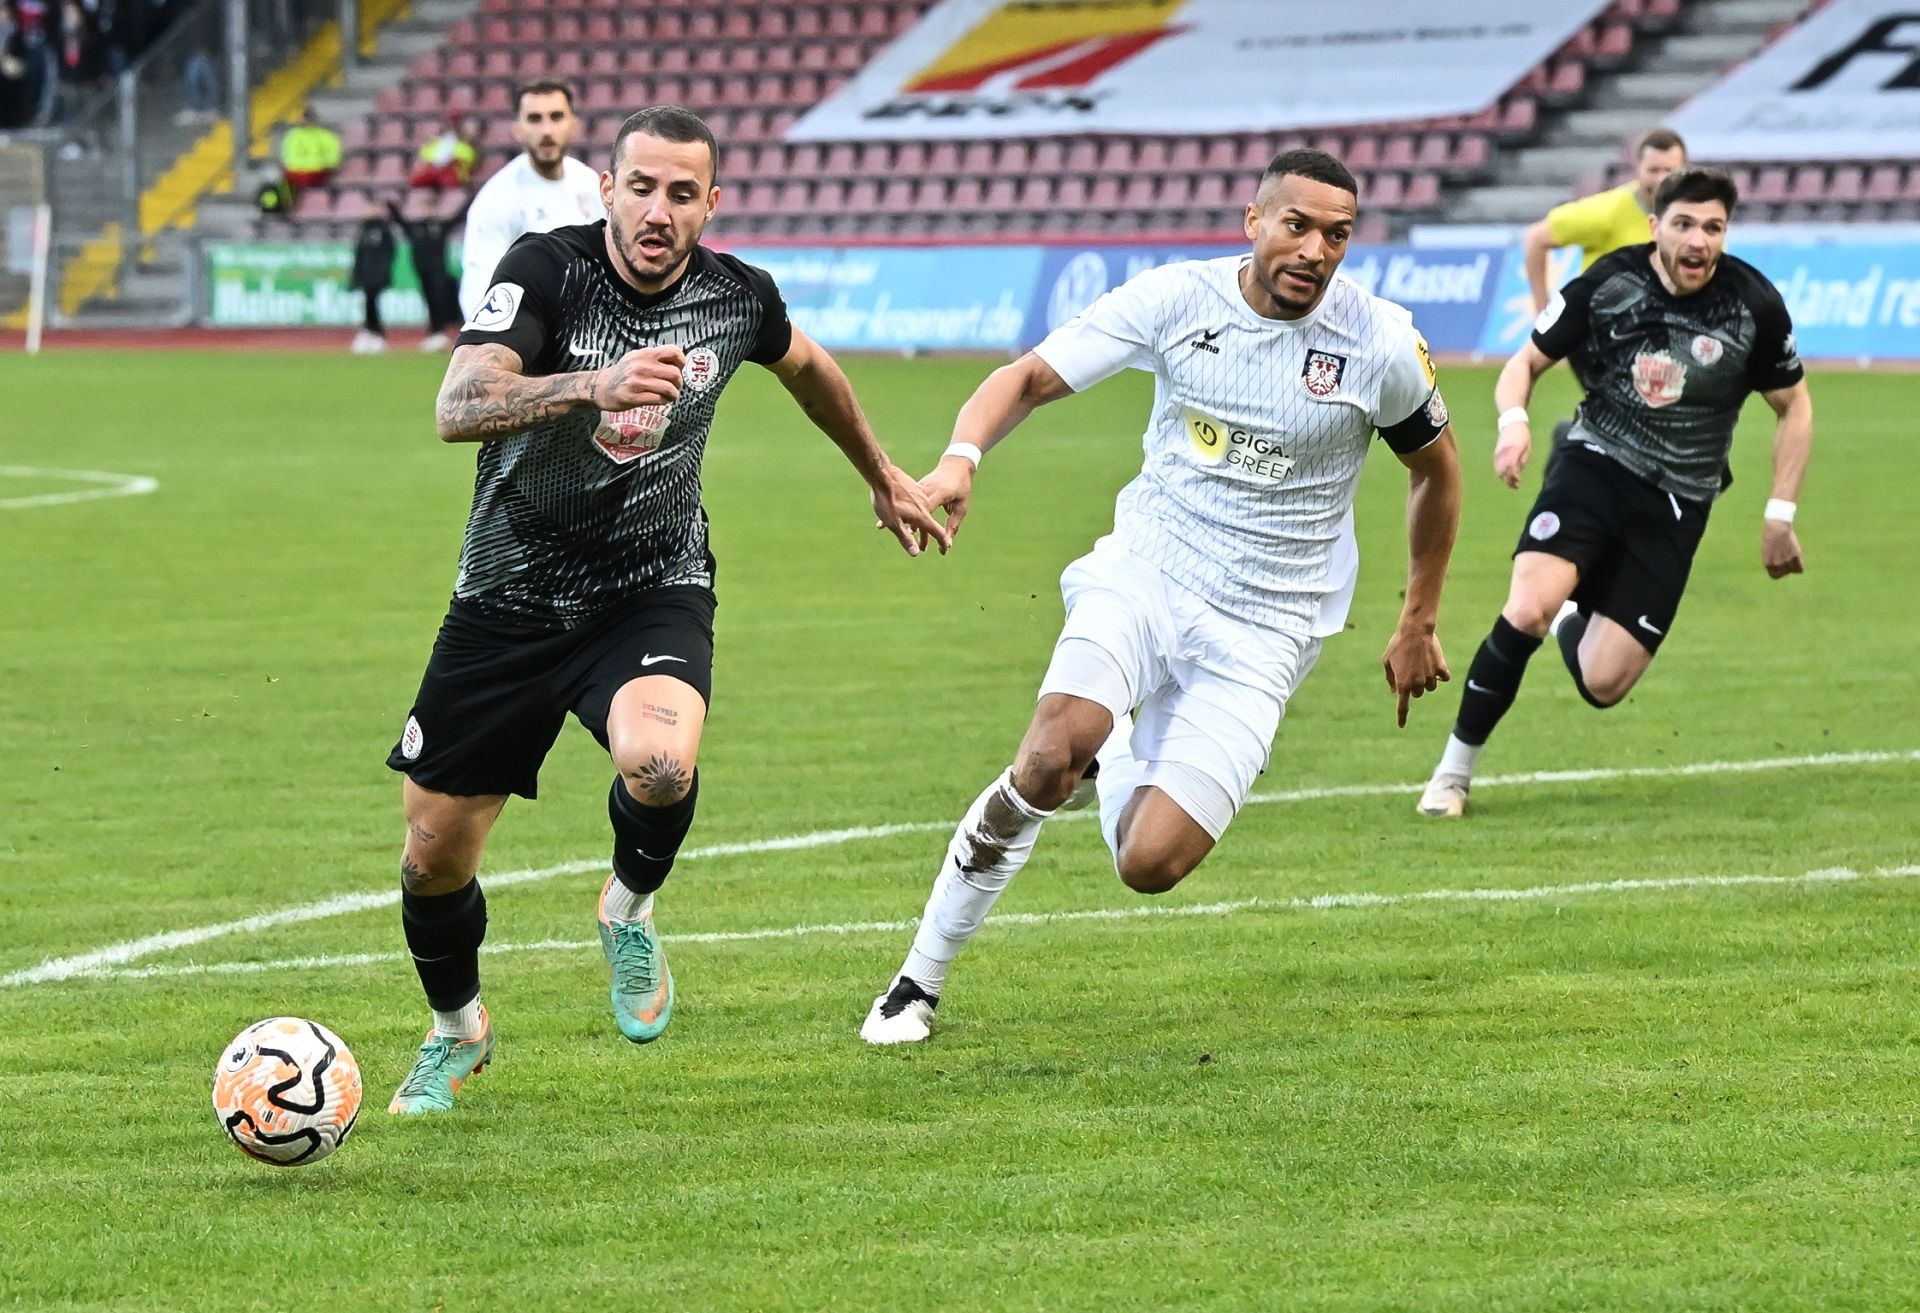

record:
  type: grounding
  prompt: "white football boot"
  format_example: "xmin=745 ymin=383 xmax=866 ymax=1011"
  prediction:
xmin=860 ymin=976 xmax=938 ymax=1045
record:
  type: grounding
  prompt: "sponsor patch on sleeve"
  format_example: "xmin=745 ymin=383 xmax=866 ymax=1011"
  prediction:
xmin=465 ymin=282 xmax=524 ymax=332
xmin=1533 ymin=293 xmax=1565 ymax=335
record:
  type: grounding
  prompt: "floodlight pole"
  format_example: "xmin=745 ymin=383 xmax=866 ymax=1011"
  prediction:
xmin=116 ymin=69 xmax=139 ymax=239
xmin=225 ymin=0 xmax=251 ymax=189
xmin=341 ymin=0 xmax=360 ymax=75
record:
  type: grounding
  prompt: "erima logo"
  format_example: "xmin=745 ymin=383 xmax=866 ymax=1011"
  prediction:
xmin=1190 ymin=328 xmax=1222 ymax=354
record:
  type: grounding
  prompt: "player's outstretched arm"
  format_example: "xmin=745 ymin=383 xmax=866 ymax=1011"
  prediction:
xmin=434 ymin=342 xmax=683 ymax=442
xmin=1760 ymin=379 xmax=1813 ymax=579
xmin=1492 ymin=342 xmax=1557 ymax=488
xmin=1520 ymin=220 xmax=1559 ymax=314
xmin=1383 ymin=427 xmax=1462 ymax=727
xmin=922 ymin=353 xmax=1076 ymax=541
xmin=764 ymin=326 xmax=950 ymax=557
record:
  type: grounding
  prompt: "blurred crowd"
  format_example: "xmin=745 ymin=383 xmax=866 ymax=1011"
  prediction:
xmin=1 ymin=0 xmax=174 ymax=127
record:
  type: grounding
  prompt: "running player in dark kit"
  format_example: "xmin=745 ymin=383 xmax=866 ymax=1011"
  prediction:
xmin=1417 ymin=168 xmax=1813 ymax=819
xmin=385 ymin=106 xmax=949 ymax=1113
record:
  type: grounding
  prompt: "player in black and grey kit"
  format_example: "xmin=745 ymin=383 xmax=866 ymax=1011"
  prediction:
xmin=1418 ymin=168 xmax=1813 ymax=817
xmin=385 ymin=106 xmax=949 ymax=1113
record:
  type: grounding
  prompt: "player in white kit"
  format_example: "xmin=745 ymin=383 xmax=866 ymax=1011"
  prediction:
xmin=456 ymin=80 xmax=605 ymax=323
xmin=861 ymin=150 xmax=1465 ymax=1044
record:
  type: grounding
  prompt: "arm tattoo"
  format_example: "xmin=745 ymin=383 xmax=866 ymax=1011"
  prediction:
xmin=436 ymin=343 xmax=599 ymax=441
xmin=633 ymin=752 xmax=692 ymax=806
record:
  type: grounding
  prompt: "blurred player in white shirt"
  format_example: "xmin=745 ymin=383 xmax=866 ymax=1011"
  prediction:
xmin=862 ymin=150 xmax=1465 ymax=1044
xmin=455 ymin=80 xmax=604 ymax=325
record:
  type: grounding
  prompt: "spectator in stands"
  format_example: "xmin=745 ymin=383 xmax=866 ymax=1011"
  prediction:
xmin=1522 ymin=128 xmax=1687 ymax=313
xmin=176 ymin=43 xmax=218 ymax=124
xmin=279 ymin=104 xmax=341 ymax=195
xmin=387 ymin=188 xmax=465 ymax=351
xmin=348 ymin=209 xmax=395 ymax=355
xmin=53 ymin=0 xmax=102 ymax=117
xmin=408 ymin=112 xmax=480 ymax=191
xmin=455 ymin=78 xmax=601 ymax=320
xmin=0 ymin=7 xmax=31 ymax=129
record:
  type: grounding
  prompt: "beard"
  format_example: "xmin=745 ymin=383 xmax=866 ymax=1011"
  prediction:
xmin=1658 ymin=245 xmax=1718 ymax=286
xmin=609 ymin=212 xmax=692 ymax=289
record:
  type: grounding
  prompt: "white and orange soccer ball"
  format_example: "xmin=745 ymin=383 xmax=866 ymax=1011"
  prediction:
xmin=212 ymin=1017 xmax=362 ymax=1166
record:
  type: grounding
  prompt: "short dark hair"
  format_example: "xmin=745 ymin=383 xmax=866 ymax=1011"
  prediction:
xmin=513 ymin=79 xmax=575 ymax=113
xmin=1653 ymin=167 xmax=1738 ymax=218
xmin=1259 ymin=148 xmax=1358 ymax=200
xmin=610 ymin=105 xmax=721 ymax=185
xmin=1635 ymin=127 xmax=1687 ymax=158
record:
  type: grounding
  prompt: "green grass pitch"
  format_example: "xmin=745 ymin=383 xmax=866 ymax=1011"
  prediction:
xmin=1 ymin=349 xmax=1916 ymax=1310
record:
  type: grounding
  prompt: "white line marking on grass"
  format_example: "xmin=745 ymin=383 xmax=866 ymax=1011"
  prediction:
xmin=0 ymin=465 xmax=158 ymax=510
xmin=67 ymin=863 xmax=1920 ymax=982
xmin=3 ymin=748 xmax=1916 ymax=989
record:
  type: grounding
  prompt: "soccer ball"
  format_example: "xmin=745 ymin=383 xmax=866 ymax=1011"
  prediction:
xmin=212 ymin=1017 xmax=362 ymax=1166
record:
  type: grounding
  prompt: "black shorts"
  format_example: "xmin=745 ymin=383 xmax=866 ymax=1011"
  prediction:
xmin=387 ymin=586 xmax=715 ymax=799
xmin=1514 ymin=443 xmax=1709 ymax=653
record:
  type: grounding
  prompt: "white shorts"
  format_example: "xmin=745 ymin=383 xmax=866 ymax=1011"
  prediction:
xmin=1036 ymin=536 xmax=1323 ymax=840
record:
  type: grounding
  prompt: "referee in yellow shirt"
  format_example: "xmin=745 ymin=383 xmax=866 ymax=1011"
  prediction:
xmin=1522 ymin=128 xmax=1688 ymax=313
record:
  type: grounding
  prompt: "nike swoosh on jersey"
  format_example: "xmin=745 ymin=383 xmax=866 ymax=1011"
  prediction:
xmin=640 ymin=653 xmax=687 ymax=666
xmin=1636 ymin=616 xmax=1665 ymax=635
xmin=1466 ymin=680 xmax=1494 ymax=694
xmin=569 ymin=340 xmax=602 ymax=359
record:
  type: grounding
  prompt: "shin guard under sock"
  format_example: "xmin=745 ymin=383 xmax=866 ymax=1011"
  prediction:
xmin=609 ymin=771 xmax=699 ymax=897
xmin=1452 ymin=616 xmax=1544 ymax=746
xmin=401 ymin=880 xmax=488 ymax=1013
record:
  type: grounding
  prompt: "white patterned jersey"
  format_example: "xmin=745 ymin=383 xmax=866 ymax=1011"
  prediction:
xmin=457 ymin=154 xmax=606 ymax=320
xmin=1033 ymin=256 xmax=1448 ymax=636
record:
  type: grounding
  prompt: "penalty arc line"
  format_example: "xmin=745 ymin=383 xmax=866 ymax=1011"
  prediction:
xmin=2 ymin=746 xmax=1916 ymax=989
xmin=63 ymin=863 xmax=1920 ymax=982
xmin=0 ymin=465 xmax=159 ymax=510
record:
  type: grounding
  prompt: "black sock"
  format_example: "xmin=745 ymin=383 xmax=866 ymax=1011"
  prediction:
xmin=1452 ymin=615 xmax=1544 ymax=746
xmin=401 ymin=881 xmax=487 ymax=1012
xmin=608 ymin=771 xmax=700 ymax=896
xmin=1555 ymin=609 xmax=1610 ymax=708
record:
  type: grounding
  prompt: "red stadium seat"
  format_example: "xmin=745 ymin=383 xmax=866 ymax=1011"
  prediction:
xmin=1827 ymin=166 xmax=1865 ymax=203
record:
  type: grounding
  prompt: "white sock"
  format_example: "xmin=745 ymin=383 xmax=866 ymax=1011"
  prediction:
xmin=899 ymin=768 xmax=1055 ymax=995
xmin=431 ymin=995 xmax=486 ymax=1040
xmin=1437 ymin=733 xmax=1483 ymax=780
xmin=601 ymin=878 xmax=654 ymax=924
xmin=1095 ymin=712 xmax=1146 ymax=859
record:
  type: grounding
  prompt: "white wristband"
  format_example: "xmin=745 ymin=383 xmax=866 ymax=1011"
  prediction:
xmin=943 ymin=441 xmax=983 ymax=469
xmin=1764 ymin=498 xmax=1797 ymax=524
xmin=1498 ymin=407 xmax=1531 ymax=431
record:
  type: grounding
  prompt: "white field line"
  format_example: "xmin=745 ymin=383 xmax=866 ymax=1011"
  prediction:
xmin=65 ymin=863 xmax=1920 ymax=982
xmin=3 ymin=747 xmax=1916 ymax=990
xmin=0 ymin=465 xmax=158 ymax=510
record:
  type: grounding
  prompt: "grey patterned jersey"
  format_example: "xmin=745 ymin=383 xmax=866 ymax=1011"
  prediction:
xmin=1535 ymin=244 xmax=1802 ymax=503
xmin=450 ymin=223 xmax=791 ymax=626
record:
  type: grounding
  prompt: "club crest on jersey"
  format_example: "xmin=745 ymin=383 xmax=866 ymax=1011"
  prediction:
xmin=1632 ymin=349 xmax=1687 ymax=408
xmin=1529 ymin=511 xmax=1560 ymax=541
xmin=400 ymin=716 xmax=424 ymax=761
xmin=1302 ymin=349 xmax=1346 ymax=398
xmin=1425 ymin=388 xmax=1449 ymax=428
xmin=683 ymin=347 xmax=721 ymax=392
xmin=592 ymin=405 xmax=671 ymax=463
xmin=1689 ymin=334 xmax=1724 ymax=366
